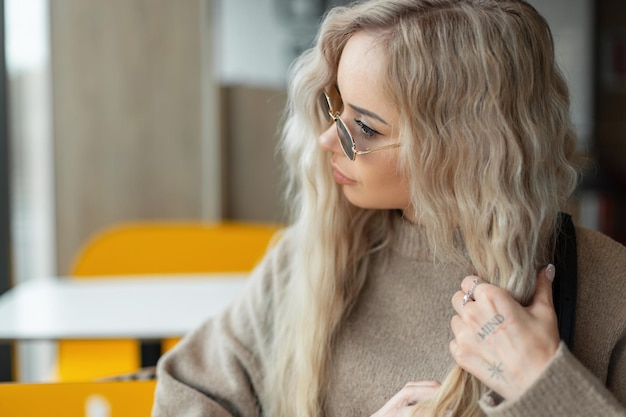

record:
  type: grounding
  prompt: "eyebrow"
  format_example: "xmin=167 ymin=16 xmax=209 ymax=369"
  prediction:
xmin=348 ymin=103 xmax=390 ymax=126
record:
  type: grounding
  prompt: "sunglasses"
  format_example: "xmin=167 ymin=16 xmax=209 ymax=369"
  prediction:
xmin=320 ymin=90 xmax=400 ymax=161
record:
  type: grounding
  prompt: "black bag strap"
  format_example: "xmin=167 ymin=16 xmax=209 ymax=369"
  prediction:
xmin=552 ymin=212 xmax=578 ymax=349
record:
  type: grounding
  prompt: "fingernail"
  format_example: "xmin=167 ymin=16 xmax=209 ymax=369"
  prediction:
xmin=546 ymin=263 xmax=556 ymax=282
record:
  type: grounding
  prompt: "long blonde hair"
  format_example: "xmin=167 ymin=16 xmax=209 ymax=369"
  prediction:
xmin=265 ymin=1 xmax=580 ymax=416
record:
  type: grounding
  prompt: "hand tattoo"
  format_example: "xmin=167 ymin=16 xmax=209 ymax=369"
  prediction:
xmin=488 ymin=362 xmax=506 ymax=381
xmin=477 ymin=314 xmax=505 ymax=340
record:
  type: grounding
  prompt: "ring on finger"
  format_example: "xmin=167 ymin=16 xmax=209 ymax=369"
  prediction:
xmin=460 ymin=279 xmax=484 ymax=307
xmin=469 ymin=278 xmax=484 ymax=294
xmin=461 ymin=291 xmax=472 ymax=307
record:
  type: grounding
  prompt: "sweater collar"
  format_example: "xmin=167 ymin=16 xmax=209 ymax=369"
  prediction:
xmin=390 ymin=213 xmax=467 ymax=262
xmin=391 ymin=214 xmax=435 ymax=261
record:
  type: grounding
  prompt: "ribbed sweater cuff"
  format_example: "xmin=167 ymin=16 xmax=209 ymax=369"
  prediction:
xmin=479 ymin=342 xmax=625 ymax=417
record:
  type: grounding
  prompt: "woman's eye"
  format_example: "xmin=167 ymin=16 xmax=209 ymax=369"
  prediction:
xmin=355 ymin=120 xmax=379 ymax=138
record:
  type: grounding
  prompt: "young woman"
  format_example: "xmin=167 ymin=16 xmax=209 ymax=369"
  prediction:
xmin=152 ymin=1 xmax=626 ymax=416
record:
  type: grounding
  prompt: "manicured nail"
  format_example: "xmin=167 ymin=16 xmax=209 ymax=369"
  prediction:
xmin=546 ymin=263 xmax=556 ymax=282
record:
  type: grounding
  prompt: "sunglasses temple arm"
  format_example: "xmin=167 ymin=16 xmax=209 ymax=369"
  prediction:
xmin=355 ymin=143 xmax=401 ymax=155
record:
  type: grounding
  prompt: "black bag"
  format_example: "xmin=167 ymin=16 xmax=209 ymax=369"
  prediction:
xmin=553 ymin=212 xmax=578 ymax=349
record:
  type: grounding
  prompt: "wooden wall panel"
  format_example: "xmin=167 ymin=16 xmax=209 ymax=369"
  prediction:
xmin=222 ymin=86 xmax=287 ymax=223
xmin=51 ymin=0 xmax=205 ymax=274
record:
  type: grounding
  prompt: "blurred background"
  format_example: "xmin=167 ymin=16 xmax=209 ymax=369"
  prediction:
xmin=0 ymin=0 xmax=624 ymax=382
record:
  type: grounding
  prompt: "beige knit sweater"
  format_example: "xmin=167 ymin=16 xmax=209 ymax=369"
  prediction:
xmin=152 ymin=217 xmax=626 ymax=416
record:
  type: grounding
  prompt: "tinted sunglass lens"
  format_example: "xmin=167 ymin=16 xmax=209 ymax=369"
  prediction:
xmin=336 ymin=120 xmax=355 ymax=160
xmin=319 ymin=94 xmax=332 ymax=122
xmin=321 ymin=91 xmax=355 ymax=160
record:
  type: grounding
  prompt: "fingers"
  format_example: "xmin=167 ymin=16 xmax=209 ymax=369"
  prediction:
xmin=451 ymin=276 xmax=493 ymax=314
xmin=454 ymin=265 xmax=556 ymax=313
xmin=531 ymin=264 xmax=555 ymax=309
xmin=449 ymin=265 xmax=561 ymax=400
xmin=403 ymin=381 xmax=441 ymax=389
xmin=460 ymin=275 xmax=486 ymax=293
xmin=371 ymin=381 xmax=441 ymax=417
xmin=448 ymin=338 xmax=479 ymax=373
xmin=397 ymin=381 xmax=440 ymax=406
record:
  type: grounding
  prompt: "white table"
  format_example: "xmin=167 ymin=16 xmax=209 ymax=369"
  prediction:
xmin=0 ymin=273 xmax=248 ymax=341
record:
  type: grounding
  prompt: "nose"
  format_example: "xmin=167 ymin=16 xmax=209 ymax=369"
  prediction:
xmin=318 ymin=122 xmax=341 ymax=154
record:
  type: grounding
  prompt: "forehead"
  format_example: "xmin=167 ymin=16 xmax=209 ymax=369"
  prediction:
xmin=336 ymin=31 xmax=388 ymax=95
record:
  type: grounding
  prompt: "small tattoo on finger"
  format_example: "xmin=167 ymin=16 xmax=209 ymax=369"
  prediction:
xmin=477 ymin=314 xmax=505 ymax=340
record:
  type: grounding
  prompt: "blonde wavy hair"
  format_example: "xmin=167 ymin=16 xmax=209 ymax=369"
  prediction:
xmin=264 ymin=0 xmax=580 ymax=416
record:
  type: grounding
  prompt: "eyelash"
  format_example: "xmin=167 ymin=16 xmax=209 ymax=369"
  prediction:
xmin=355 ymin=120 xmax=379 ymax=138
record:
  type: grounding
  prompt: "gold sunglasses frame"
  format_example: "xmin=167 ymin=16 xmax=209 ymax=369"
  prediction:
xmin=321 ymin=91 xmax=400 ymax=161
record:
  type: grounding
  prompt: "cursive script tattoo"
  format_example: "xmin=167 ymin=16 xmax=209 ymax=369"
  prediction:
xmin=488 ymin=362 xmax=505 ymax=381
xmin=477 ymin=314 xmax=505 ymax=340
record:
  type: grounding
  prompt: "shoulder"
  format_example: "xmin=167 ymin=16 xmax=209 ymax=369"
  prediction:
xmin=256 ymin=225 xmax=296 ymax=279
xmin=575 ymin=226 xmax=626 ymax=286
xmin=572 ymin=227 xmax=626 ymax=374
xmin=242 ymin=225 xmax=296 ymax=304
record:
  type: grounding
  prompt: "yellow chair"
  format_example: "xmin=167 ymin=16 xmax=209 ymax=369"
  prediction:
xmin=0 ymin=379 xmax=156 ymax=417
xmin=58 ymin=221 xmax=280 ymax=381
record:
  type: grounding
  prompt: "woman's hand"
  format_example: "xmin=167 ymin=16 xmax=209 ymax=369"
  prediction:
xmin=449 ymin=265 xmax=560 ymax=401
xmin=370 ymin=381 xmax=441 ymax=417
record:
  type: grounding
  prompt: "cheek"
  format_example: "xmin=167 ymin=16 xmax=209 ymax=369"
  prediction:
xmin=377 ymin=154 xmax=409 ymax=184
xmin=353 ymin=159 xmax=412 ymax=208
xmin=376 ymin=168 xmax=411 ymax=206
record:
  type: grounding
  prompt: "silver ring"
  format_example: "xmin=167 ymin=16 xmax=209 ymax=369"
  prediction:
xmin=461 ymin=291 xmax=473 ymax=307
xmin=470 ymin=278 xmax=483 ymax=293
xmin=461 ymin=279 xmax=484 ymax=307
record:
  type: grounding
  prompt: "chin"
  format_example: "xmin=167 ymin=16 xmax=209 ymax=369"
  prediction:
xmin=342 ymin=190 xmax=402 ymax=211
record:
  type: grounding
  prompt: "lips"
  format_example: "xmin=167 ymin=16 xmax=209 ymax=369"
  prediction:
xmin=331 ymin=162 xmax=356 ymax=185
